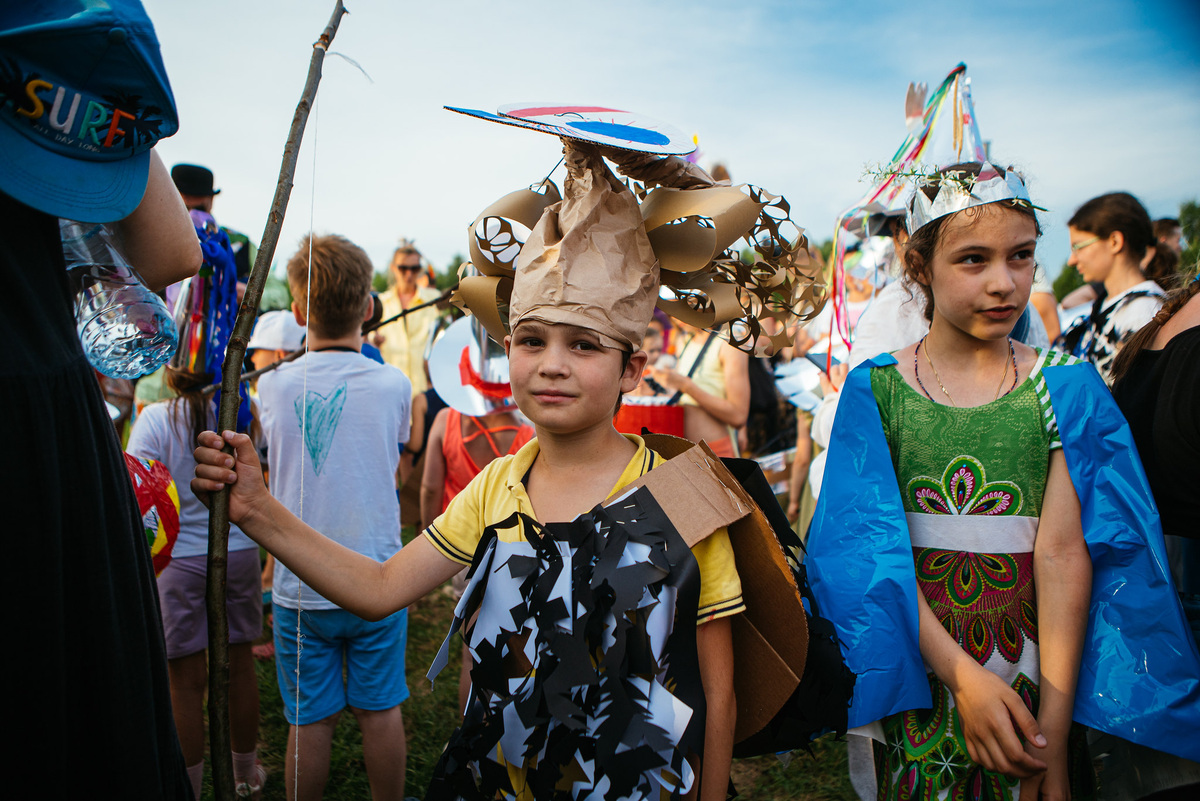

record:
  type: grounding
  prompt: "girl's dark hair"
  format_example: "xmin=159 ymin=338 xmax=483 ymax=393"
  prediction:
xmin=166 ymin=367 xmax=259 ymax=447
xmin=1154 ymin=217 xmax=1181 ymax=239
xmin=903 ymin=163 xmax=1042 ymax=322
xmin=1069 ymin=192 xmax=1178 ymax=291
xmin=165 ymin=368 xmax=215 ymax=450
xmin=1109 ymin=279 xmax=1200 ymax=384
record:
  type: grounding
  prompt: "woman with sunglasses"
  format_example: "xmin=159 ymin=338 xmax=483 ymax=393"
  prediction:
xmin=373 ymin=243 xmax=444 ymax=396
xmin=1059 ymin=192 xmax=1174 ymax=384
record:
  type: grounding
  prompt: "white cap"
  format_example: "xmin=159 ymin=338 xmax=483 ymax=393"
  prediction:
xmin=247 ymin=310 xmax=305 ymax=352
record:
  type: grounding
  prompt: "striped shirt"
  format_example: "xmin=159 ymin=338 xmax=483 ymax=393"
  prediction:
xmin=425 ymin=433 xmax=744 ymax=623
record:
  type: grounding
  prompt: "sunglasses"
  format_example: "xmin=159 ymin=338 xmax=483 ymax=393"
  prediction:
xmin=396 ymin=264 xmax=423 ymax=272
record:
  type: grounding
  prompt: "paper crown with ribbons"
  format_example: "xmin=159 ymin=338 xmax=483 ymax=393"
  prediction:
xmin=905 ymin=161 xmax=1037 ymax=234
xmin=448 ymin=103 xmax=826 ymax=355
xmin=845 ymin=63 xmax=986 ymax=239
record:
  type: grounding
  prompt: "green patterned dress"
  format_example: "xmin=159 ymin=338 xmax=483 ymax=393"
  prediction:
xmin=869 ymin=349 xmax=1093 ymax=801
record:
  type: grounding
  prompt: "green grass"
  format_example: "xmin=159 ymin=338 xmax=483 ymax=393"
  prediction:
xmin=731 ymin=740 xmax=856 ymax=801
xmin=200 ymin=537 xmax=856 ymax=800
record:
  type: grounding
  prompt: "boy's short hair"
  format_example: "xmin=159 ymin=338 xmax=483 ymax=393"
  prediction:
xmin=287 ymin=234 xmax=373 ymax=339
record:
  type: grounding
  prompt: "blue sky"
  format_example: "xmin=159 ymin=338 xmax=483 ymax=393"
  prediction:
xmin=145 ymin=0 xmax=1200 ymax=283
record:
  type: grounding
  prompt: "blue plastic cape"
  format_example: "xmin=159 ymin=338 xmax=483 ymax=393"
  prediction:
xmin=807 ymin=355 xmax=928 ymax=724
xmin=807 ymin=354 xmax=1200 ymax=762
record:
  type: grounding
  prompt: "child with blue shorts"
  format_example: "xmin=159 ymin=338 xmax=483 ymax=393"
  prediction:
xmin=256 ymin=233 xmax=413 ymax=800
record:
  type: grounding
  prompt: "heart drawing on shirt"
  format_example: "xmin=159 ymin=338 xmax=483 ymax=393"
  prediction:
xmin=293 ymin=382 xmax=348 ymax=476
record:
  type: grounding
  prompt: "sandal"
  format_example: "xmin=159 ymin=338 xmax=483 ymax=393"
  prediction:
xmin=235 ymin=761 xmax=267 ymax=799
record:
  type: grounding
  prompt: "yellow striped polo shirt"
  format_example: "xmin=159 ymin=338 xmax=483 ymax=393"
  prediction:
xmin=425 ymin=433 xmax=744 ymax=623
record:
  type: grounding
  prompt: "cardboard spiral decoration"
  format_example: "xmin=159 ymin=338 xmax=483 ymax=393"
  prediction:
xmin=453 ymin=147 xmax=826 ymax=355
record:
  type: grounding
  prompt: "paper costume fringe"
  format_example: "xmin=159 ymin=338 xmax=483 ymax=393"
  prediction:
xmin=424 ymin=494 xmax=706 ymax=800
xmin=171 ymin=210 xmax=240 ymax=376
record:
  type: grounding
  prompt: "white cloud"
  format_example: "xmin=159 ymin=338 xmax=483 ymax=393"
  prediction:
xmin=144 ymin=0 xmax=1199 ymax=282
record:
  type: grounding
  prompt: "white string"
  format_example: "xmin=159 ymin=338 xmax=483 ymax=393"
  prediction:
xmin=293 ymin=89 xmax=319 ymax=792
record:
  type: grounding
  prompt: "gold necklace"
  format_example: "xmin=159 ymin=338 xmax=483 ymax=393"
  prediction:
xmin=919 ymin=336 xmax=1015 ymax=406
xmin=921 ymin=338 xmax=957 ymax=405
xmin=991 ymin=343 xmax=1012 ymax=400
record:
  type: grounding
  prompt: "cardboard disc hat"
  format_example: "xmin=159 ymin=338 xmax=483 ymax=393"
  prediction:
xmin=429 ymin=315 xmax=517 ymax=416
xmin=447 ymin=103 xmax=827 ymax=356
xmin=446 ymin=103 xmax=697 ymax=156
xmin=0 ymin=0 xmax=179 ymax=223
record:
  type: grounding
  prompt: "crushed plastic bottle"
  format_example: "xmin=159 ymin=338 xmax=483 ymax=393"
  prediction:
xmin=61 ymin=219 xmax=178 ymax=379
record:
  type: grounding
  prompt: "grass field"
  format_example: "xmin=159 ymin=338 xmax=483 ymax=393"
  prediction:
xmin=197 ymin=544 xmax=857 ymax=800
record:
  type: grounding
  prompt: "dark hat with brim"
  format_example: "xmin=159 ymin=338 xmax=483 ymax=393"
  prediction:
xmin=171 ymin=163 xmax=220 ymax=196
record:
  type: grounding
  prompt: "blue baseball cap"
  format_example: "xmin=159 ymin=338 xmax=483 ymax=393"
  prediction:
xmin=0 ymin=0 xmax=178 ymax=223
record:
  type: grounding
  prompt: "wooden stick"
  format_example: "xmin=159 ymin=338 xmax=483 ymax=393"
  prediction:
xmin=205 ymin=3 xmax=347 ymax=798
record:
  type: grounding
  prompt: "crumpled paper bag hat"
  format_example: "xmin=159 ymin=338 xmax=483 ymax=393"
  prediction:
xmin=453 ymin=122 xmax=825 ymax=355
xmin=510 ymin=142 xmax=659 ymax=350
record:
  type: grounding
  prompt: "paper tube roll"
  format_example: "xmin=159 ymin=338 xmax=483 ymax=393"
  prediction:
xmin=452 ymin=274 xmax=512 ymax=345
xmin=468 ymin=183 xmax=562 ymax=277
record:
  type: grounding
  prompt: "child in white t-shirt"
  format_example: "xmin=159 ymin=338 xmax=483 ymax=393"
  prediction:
xmin=255 ymin=234 xmax=412 ymax=801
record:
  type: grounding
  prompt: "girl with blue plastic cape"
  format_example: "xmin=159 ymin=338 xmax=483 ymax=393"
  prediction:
xmin=807 ymin=352 xmax=1200 ymax=763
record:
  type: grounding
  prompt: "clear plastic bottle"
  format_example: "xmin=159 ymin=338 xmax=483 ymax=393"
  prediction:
xmin=61 ymin=219 xmax=178 ymax=379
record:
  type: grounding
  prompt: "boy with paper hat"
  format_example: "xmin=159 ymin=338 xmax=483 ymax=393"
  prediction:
xmin=194 ymin=115 xmax=827 ymax=799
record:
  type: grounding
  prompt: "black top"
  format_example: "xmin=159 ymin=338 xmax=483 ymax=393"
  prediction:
xmin=1 ymin=191 xmax=191 ymax=797
xmin=408 ymin=386 xmax=448 ymax=461
xmin=1112 ymin=325 xmax=1200 ymax=590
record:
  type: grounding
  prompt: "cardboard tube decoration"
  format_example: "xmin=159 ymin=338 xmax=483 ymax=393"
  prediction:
xmin=448 ymin=103 xmax=826 ymax=355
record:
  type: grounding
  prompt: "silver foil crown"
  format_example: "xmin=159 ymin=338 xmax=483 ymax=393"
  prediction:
xmin=906 ymin=162 xmax=1033 ymax=234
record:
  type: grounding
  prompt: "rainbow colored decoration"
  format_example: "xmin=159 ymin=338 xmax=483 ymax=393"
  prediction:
xmin=825 ymin=64 xmax=987 ymax=360
xmin=170 ymin=210 xmax=252 ymax=431
xmin=171 ymin=210 xmax=239 ymax=376
xmin=124 ymin=453 xmax=180 ymax=577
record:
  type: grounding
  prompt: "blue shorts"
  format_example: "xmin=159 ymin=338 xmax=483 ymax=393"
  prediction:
xmin=272 ymin=603 xmax=409 ymax=725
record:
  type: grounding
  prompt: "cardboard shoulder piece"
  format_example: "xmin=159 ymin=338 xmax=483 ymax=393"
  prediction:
xmin=624 ymin=433 xmax=811 ymax=744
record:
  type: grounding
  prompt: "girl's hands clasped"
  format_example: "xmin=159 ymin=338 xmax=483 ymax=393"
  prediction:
xmin=951 ymin=661 xmax=1049 ymax=779
xmin=191 ymin=430 xmax=269 ymax=527
xmin=1019 ymin=741 xmax=1072 ymax=801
